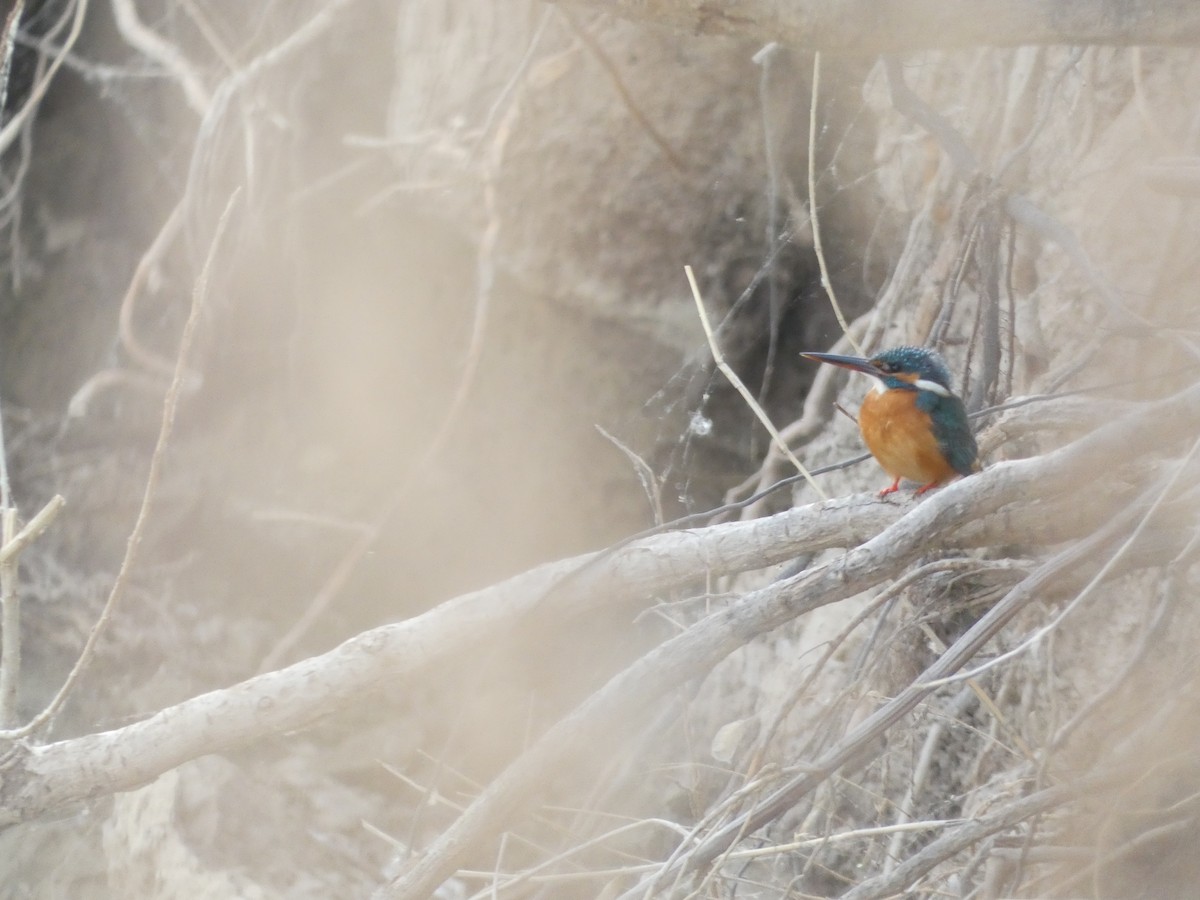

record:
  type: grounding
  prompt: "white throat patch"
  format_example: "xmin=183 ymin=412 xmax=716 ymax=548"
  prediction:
xmin=913 ymin=378 xmax=952 ymax=397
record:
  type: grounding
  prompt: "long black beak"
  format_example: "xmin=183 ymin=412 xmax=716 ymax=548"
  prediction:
xmin=800 ymin=351 xmax=876 ymax=376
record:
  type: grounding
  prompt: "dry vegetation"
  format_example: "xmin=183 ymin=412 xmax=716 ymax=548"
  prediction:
xmin=1 ymin=2 xmax=1200 ymax=899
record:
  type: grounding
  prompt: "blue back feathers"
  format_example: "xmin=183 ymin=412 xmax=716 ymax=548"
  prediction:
xmin=928 ymin=395 xmax=978 ymax=475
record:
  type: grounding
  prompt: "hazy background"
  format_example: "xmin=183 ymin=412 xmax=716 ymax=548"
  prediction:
xmin=4 ymin=1 xmax=1200 ymax=897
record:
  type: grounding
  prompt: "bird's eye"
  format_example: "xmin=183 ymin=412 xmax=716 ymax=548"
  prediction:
xmin=875 ymin=360 xmax=899 ymax=374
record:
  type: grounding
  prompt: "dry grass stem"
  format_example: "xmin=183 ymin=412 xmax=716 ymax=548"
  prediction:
xmin=920 ymin=432 xmax=1200 ymax=691
xmin=0 ymin=0 xmax=24 ymax=119
xmin=0 ymin=0 xmax=86 ymax=157
xmin=808 ymin=51 xmax=862 ymax=355
xmin=0 ymin=508 xmax=17 ymax=727
xmin=0 ymin=495 xmax=65 ymax=730
xmin=0 ymin=495 xmax=66 ymax=569
xmin=685 ymin=265 xmax=828 ymax=500
xmin=110 ymin=0 xmax=210 ymax=114
xmin=14 ymin=189 xmax=240 ymax=738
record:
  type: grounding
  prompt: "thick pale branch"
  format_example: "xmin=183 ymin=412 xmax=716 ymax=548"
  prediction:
xmin=563 ymin=0 xmax=1200 ymax=52
xmin=0 ymin=497 xmax=891 ymax=826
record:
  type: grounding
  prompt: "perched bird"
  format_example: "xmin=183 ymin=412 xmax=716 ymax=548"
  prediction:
xmin=801 ymin=346 xmax=979 ymax=497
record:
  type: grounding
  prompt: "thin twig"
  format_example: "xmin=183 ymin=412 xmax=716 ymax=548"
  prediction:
xmin=0 ymin=495 xmax=66 ymax=569
xmin=118 ymin=200 xmax=186 ymax=376
xmin=809 ymin=51 xmax=862 ymax=355
xmin=685 ymin=265 xmax=828 ymax=499
xmin=15 ymin=189 xmax=240 ymax=738
xmin=0 ymin=0 xmax=54 ymax=728
xmin=69 ymin=199 xmax=188 ymax=412
xmin=110 ymin=0 xmax=210 ymax=114
xmin=743 ymin=817 xmax=967 ymax=859
xmin=472 ymin=6 xmax=552 ymax=158
xmin=178 ymin=0 xmax=239 ymax=73
xmin=0 ymin=508 xmax=17 ymax=727
xmin=0 ymin=0 xmax=25 ymax=130
xmin=883 ymin=688 xmax=977 ymax=876
xmin=839 ymin=770 xmax=1118 ymax=900
xmin=0 ymin=495 xmax=66 ymax=729
xmin=185 ymin=0 xmax=354 ymax=231
xmin=596 ymin=425 xmax=665 ymax=526
xmin=0 ymin=0 xmax=87 ymax=157
xmin=885 ymin=56 xmax=1184 ymax=355
xmin=749 ymin=557 xmax=1007 ymax=774
xmin=966 ymin=208 xmax=1002 ymax=413
xmin=754 ymin=42 xmax=784 ymax=402
xmin=919 ymin=429 xmax=1200 ymax=690
xmin=464 ymin=817 xmax=690 ymax=897
xmin=644 ymin=767 xmax=790 ymax=900
xmin=917 ymin=619 xmax=1037 ymax=762
xmin=666 ymin=476 xmax=1162 ymax=883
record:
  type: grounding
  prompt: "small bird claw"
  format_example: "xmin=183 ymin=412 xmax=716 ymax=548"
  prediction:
xmin=878 ymin=478 xmax=902 ymax=498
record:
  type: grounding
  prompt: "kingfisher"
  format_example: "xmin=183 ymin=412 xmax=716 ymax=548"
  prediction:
xmin=801 ymin=346 xmax=979 ymax=497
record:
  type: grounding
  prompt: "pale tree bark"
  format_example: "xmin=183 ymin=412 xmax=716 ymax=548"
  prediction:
xmin=566 ymin=0 xmax=1200 ymax=52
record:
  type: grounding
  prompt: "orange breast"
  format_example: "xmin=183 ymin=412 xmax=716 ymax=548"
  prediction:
xmin=858 ymin=388 xmax=957 ymax=486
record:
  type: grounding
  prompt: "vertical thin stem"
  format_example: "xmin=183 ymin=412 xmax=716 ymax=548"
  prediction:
xmin=0 ymin=0 xmax=25 ymax=123
xmin=0 ymin=0 xmax=23 ymax=730
xmin=0 ymin=0 xmax=87 ymax=158
xmin=0 ymin=507 xmax=19 ymax=727
xmin=17 ymin=189 xmax=240 ymax=738
xmin=686 ymin=266 xmax=828 ymax=499
xmin=809 ymin=51 xmax=862 ymax=355
xmin=755 ymin=41 xmax=783 ymax=400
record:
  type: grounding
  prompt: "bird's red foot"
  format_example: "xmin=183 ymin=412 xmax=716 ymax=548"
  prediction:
xmin=914 ymin=480 xmax=940 ymax=496
xmin=878 ymin=478 xmax=902 ymax=497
